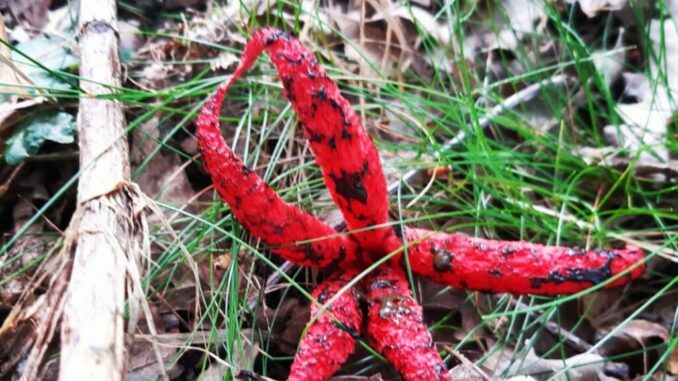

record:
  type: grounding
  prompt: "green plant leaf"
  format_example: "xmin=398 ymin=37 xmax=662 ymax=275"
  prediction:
xmin=5 ymin=111 xmax=76 ymax=165
xmin=12 ymin=35 xmax=78 ymax=91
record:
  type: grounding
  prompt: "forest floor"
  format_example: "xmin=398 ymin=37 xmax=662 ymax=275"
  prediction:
xmin=0 ymin=1 xmax=676 ymax=380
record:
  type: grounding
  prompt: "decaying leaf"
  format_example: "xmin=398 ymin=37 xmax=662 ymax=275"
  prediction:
xmin=130 ymin=116 xmax=194 ymax=207
xmin=4 ymin=110 xmax=75 ymax=164
xmin=565 ymin=0 xmax=627 ymax=18
xmin=577 ymin=6 xmax=678 ymax=178
xmin=11 ymin=34 xmax=78 ymax=91
xmin=127 ymin=341 xmax=183 ymax=381
xmin=485 ymin=343 xmax=606 ymax=380
xmin=608 ymin=19 xmax=678 ymax=170
xmin=596 ymin=319 xmax=669 ymax=374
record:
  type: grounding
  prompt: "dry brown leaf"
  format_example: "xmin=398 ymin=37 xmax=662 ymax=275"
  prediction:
xmin=232 ymin=329 xmax=260 ymax=373
xmin=126 ymin=341 xmax=183 ymax=381
xmin=329 ymin=2 xmax=419 ymax=77
xmin=597 ymin=319 xmax=669 ymax=358
xmin=199 ymin=363 xmax=229 ymax=381
xmin=610 ymin=20 xmax=677 ymax=171
xmin=3 ymin=0 xmax=51 ymax=28
xmin=565 ymin=0 xmax=627 ymax=18
xmin=485 ymin=343 xmax=606 ymax=380
xmin=594 ymin=319 xmax=670 ymax=376
xmin=447 ymin=362 xmax=489 ymax=381
xmin=463 ymin=0 xmax=547 ymax=54
xmin=0 ymin=17 xmax=43 ymax=131
xmin=0 ymin=18 xmax=32 ymax=97
xmin=130 ymin=117 xmax=194 ymax=208
xmin=0 ymin=173 xmax=49 ymax=308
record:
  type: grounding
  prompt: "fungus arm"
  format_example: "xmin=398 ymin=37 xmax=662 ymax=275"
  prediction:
xmin=288 ymin=269 xmax=362 ymax=381
xmin=363 ymin=264 xmax=449 ymax=381
xmin=404 ymin=228 xmax=644 ymax=295
xmin=238 ymin=28 xmax=395 ymax=253
xmin=196 ymin=68 xmax=358 ymax=268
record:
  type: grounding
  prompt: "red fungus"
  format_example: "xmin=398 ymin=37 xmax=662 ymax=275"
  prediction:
xmin=288 ymin=269 xmax=362 ymax=381
xmin=364 ymin=264 xmax=448 ymax=380
xmin=403 ymin=228 xmax=645 ymax=295
xmin=195 ymin=28 xmax=645 ymax=381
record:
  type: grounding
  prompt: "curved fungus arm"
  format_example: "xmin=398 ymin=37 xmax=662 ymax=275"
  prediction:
xmin=196 ymin=58 xmax=358 ymax=268
xmin=363 ymin=264 xmax=449 ymax=381
xmin=288 ymin=269 xmax=363 ymax=381
xmin=232 ymin=28 xmax=395 ymax=253
xmin=404 ymin=228 xmax=645 ymax=295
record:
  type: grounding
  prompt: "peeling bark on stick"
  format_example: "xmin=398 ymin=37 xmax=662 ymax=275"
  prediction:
xmin=59 ymin=1 xmax=145 ymax=380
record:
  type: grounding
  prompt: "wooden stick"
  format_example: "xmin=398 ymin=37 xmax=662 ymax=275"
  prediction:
xmin=59 ymin=1 xmax=144 ymax=380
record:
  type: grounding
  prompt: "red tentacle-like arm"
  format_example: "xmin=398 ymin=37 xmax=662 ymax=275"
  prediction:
xmin=404 ymin=228 xmax=645 ymax=295
xmin=288 ymin=269 xmax=362 ymax=381
xmin=234 ymin=28 xmax=394 ymax=253
xmin=363 ymin=264 xmax=449 ymax=381
xmin=195 ymin=62 xmax=359 ymax=268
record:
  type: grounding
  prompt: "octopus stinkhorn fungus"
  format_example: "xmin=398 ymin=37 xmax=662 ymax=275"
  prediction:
xmin=195 ymin=28 xmax=645 ymax=381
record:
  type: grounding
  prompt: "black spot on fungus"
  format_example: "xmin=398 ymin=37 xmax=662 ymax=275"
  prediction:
xmin=313 ymin=87 xmax=327 ymax=101
xmin=327 ymin=136 xmax=336 ymax=149
xmin=271 ymin=224 xmax=284 ymax=235
xmin=308 ymin=130 xmax=324 ymax=143
xmin=566 ymin=259 xmax=614 ymax=284
xmin=489 ymin=269 xmax=503 ymax=277
xmin=307 ymin=68 xmax=316 ymax=79
xmin=276 ymin=52 xmax=303 ymax=65
xmin=328 ymin=98 xmax=341 ymax=111
xmin=283 ymin=76 xmax=295 ymax=101
xmin=369 ymin=279 xmax=394 ymax=290
xmin=501 ymin=246 xmax=517 ymax=257
xmin=530 ymin=272 xmax=566 ymax=289
xmin=317 ymin=290 xmax=330 ymax=303
xmin=302 ymin=244 xmax=324 ymax=263
xmin=327 ymin=246 xmax=347 ymax=269
xmin=341 ymin=126 xmax=352 ymax=140
xmin=241 ymin=165 xmax=251 ymax=176
xmin=233 ymin=196 xmax=242 ymax=208
xmin=330 ymin=170 xmax=368 ymax=204
xmin=355 ymin=214 xmax=370 ymax=221
xmin=432 ymin=247 xmax=453 ymax=272
xmin=529 ymin=252 xmax=617 ymax=289
xmin=265 ymin=31 xmax=290 ymax=46
xmin=283 ymin=76 xmax=293 ymax=90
